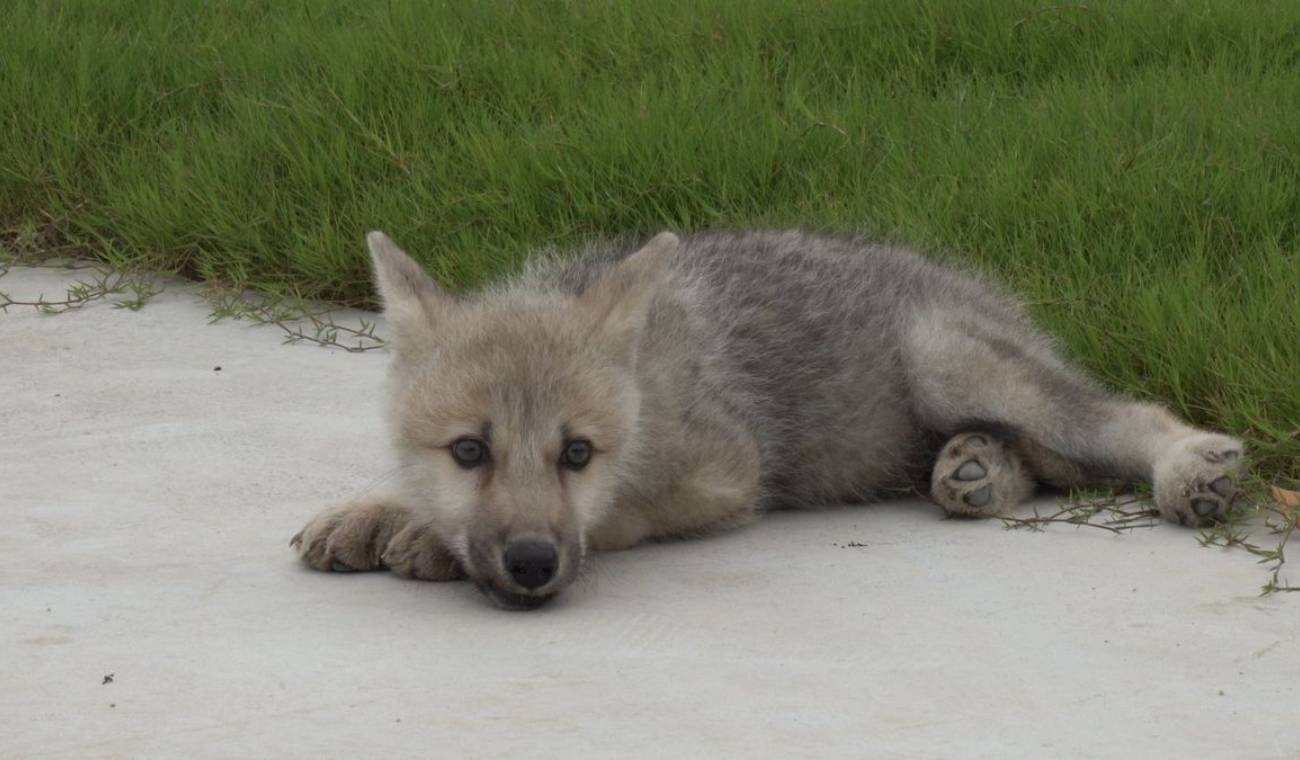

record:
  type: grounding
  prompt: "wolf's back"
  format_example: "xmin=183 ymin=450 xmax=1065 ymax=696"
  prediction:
xmin=526 ymin=229 xmax=1037 ymax=505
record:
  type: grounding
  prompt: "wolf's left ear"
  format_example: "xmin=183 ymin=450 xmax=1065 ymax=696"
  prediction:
xmin=582 ymin=231 xmax=680 ymax=363
xmin=367 ymin=230 xmax=448 ymax=353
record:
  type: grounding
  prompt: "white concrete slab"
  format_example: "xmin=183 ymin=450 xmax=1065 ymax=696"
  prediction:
xmin=2 ymin=265 xmax=1297 ymax=760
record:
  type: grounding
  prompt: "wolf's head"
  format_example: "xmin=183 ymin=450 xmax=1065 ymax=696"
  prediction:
xmin=367 ymin=231 xmax=678 ymax=609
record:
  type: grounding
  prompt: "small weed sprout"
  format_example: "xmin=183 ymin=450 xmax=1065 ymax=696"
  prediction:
xmin=999 ymin=483 xmax=1298 ymax=595
xmin=205 ymin=288 xmax=386 ymax=353
xmin=0 ymin=223 xmax=163 ymax=313
xmin=0 ymin=264 xmax=162 ymax=314
xmin=998 ymin=491 xmax=1162 ymax=535
xmin=1198 ymin=498 xmax=1299 ymax=594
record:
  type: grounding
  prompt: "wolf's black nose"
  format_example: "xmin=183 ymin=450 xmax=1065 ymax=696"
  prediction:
xmin=504 ymin=541 xmax=558 ymax=590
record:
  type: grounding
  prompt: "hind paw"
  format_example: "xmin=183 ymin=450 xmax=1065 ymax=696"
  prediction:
xmin=1153 ymin=434 xmax=1245 ymax=527
xmin=930 ymin=432 xmax=1034 ymax=517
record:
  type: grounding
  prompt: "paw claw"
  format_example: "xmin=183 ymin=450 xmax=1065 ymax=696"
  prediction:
xmin=330 ymin=561 xmax=355 ymax=572
xmin=955 ymin=460 xmax=986 ymax=481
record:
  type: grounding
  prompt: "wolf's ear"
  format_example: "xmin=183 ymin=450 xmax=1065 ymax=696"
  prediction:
xmin=581 ymin=231 xmax=680 ymax=364
xmin=367 ymin=230 xmax=447 ymax=353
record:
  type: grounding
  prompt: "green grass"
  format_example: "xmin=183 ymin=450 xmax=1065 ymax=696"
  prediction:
xmin=2 ymin=0 xmax=1298 ymax=479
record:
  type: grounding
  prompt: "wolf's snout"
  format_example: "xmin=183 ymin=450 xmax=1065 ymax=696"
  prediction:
xmin=504 ymin=541 xmax=558 ymax=590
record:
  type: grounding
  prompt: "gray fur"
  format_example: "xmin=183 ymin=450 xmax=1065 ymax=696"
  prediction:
xmin=525 ymin=230 xmax=1118 ymax=504
xmin=292 ymin=229 xmax=1245 ymax=608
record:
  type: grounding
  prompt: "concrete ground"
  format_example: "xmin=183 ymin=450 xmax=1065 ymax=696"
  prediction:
xmin=2 ymin=264 xmax=1297 ymax=760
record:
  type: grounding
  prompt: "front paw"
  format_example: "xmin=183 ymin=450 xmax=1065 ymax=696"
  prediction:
xmin=290 ymin=499 xmax=463 ymax=581
xmin=291 ymin=499 xmax=410 ymax=572
xmin=381 ymin=522 xmax=465 ymax=581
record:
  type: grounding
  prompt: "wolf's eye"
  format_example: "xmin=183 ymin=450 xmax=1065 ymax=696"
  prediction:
xmin=450 ymin=438 xmax=487 ymax=469
xmin=560 ymin=439 xmax=592 ymax=471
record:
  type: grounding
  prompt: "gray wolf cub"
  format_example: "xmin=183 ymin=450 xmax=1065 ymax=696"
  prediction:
xmin=293 ymin=230 xmax=1243 ymax=609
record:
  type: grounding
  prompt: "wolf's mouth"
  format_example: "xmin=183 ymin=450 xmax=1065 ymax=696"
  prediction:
xmin=479 ymin=584 xmax=555 ymax=611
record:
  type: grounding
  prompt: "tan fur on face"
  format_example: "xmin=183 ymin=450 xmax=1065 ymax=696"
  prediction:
xmin=371 ymin=233 xmax=675 ymax=596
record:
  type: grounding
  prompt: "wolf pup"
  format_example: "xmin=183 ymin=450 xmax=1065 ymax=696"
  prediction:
xmin=292 ymin=230 xmax=1244 ymax=609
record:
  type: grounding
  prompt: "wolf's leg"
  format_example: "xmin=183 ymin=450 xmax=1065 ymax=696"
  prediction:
xmin=588 ymin=462 xmax=762 ymax=551
xmin=291 ymin=497 xmax=464 ymax=580
xmin=906 ymin=313 xmax=1244 ymax=526
xmin=587 ymin=424 xmax=763 ymax=551
xmin=930 ymin=432 xmax=1035 ymax=516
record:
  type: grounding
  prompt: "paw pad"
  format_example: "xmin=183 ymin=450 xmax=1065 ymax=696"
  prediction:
xmin=955 ymin=460 xmax=986 ymax=481
xmin=1153 ymin=433 xmax=1246 ymax=528
xmin=930 ymin=432 xmax=1033 ymax=517
xmin=965 ymin=484 xmax=992 ymax=507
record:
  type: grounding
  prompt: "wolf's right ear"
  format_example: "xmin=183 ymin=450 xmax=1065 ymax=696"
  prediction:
xmin=580 ymin=231 xmax=680 ymax=365
xmin=367 ymin=230 xmax=447 ymax=353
